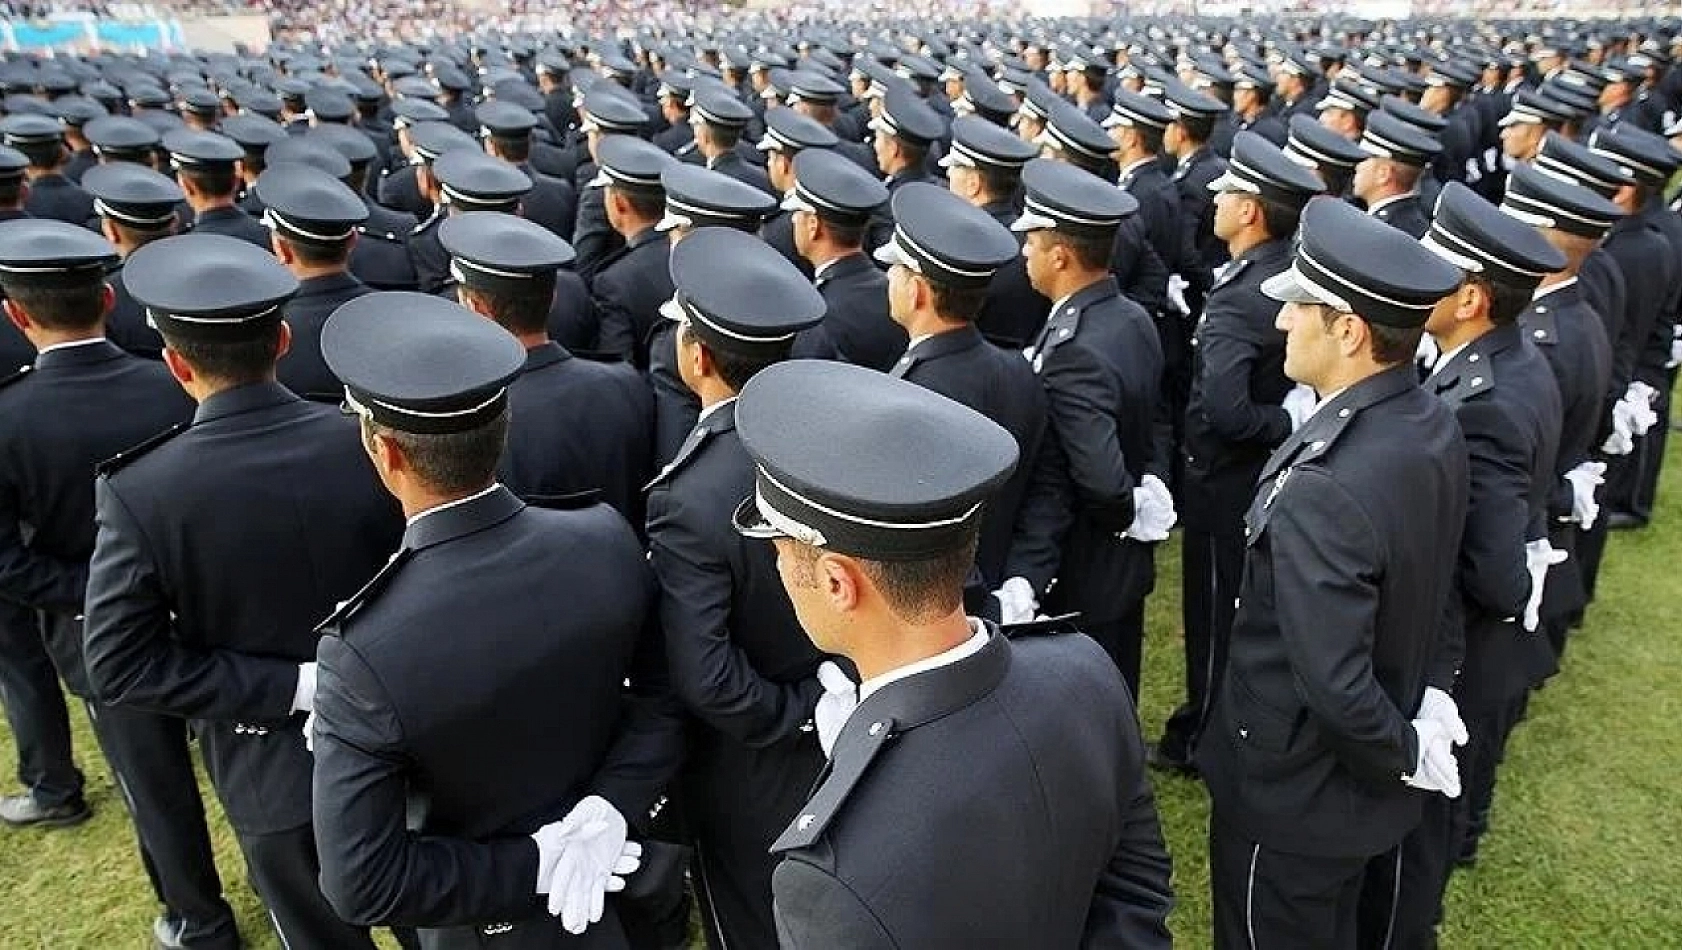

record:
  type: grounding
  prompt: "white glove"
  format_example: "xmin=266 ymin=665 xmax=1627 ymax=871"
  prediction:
xmin=1564 ymin=461 xmax=1607 ymax=529
xmin=291 ymin=662 xmax=317 ymax=714
xmin=1601 ymin=403 xmax=1635 ymax=456
xmin=302 ymin=710 xmax=317 ymax=753
xmin=1625 ymin=382 xmax=1659 ymax=436
xmin=1124 ymin=473 xmax=1177 ymax=542
xmin=542 ymin=796 xmax=637 ymax=933
xmin=1167 ymin=273 xmax=1191 ymax=316
xmin=1667 ymin=326 xmax=1682 ymax=370
xmin=1415 ymin=333 xmax=1440 ymax=370
xmin=1415 ymin=687 xmax=1469 ymax=749
xmin=1523 ymin=538 xmax=1568 ymax=633
xmin=1281 ymin=384 xmax=1317 ymax=432
xmin=814 ymin=661 xmax=858 ymax=758
xmin=1403 ymin=719 xmax=1462 ymax=799
xmin=991 ymin=576 xmax=1037 ymax=625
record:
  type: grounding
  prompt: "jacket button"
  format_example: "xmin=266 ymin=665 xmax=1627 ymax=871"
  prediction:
xmin=1536 ymin=305 xmax=1547 ymax=313
xmin=1534 ymin=329 xmax=1547 ymax=339
xmin=1337 ymin=408 xmax=1351 ymax=418
xmin=797 ymin=814 xmax=816 ymax=830
xmin=1468 ymin=353 xmax=1479 ymax=362
xmin=869 ymin=721 xmax=885 ymax=736
xmin=1472 ymin=376 xmax=1484 ymax=386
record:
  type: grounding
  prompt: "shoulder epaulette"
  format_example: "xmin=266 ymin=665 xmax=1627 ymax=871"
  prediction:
xmin=96 ymin=421 xmax=188 ymax=476
xmin=0 ymin=364 xmax=31 ymax=391
xmin=522 ymin=489 xmax=602 ymax=510
xmin=315 ymin=548 xmax=415 ymax=633
xmin=355 ymin=224 xmax=402 ymax=242
xmin=1000 ymin=612 xmax=1084 ymax=640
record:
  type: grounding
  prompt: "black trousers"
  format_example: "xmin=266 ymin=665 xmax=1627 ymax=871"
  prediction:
xmin=1630 ymin=380 xmax=1673 ymax=522
xmin=0 ymin=601 xmax=82 ymax=809
xmin=1160 ymin=527 xmax=1243 ymax=761
xmin=1209 ymin=812 xmax=1406 ymax=950
xmin=239 ymin=824 xmax=379 ymax=949
xmin=1084 ymin=611 xmax=1146 ymax=702
xmin=1384 ymin=795 xmax=1455 ymax=950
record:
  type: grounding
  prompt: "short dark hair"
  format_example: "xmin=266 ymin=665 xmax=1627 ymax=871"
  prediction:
xmin=364 ymin=409 xmax=508 ymax=495
xmin=858 ymin=526 xmax=978 ymax=624
xmin=276 ymin=233 xmax=353 ymax=266
xmin=1043 ymin=229 xmax=1112 ymax=271
xmin=1467 ymin=273 xmax=1533 ymax=327
xmin=4 ymin=280 xmax=106 ymax=331
xmin=1134 ymin=125 xmax=1165 ymax=155
xmin=611 ymin=185 xmax=665 ymax=221
xmin=1174 ymin=116 xmax=1214 ymax=144
xmin=974 ymin=164 xmax=1021 ymax=202
xmin=0 ymin=179 xmax=22 ymax=206
xmin=1257 ymin=196 xmax=1303 ymax=241
xmin=679 ymin=320 xmax=786 ymax=391
xmin=462 ymin=280 xmax=554 ymax=335
xmin=108 ymin=217 xmax=177 ymax=246
xmin=928 ymin=278 xmax=988 ymax=322
xmin=1319 ymin=306 xmax=1421 ymax=365
xmin=816 ymin=214 xmax=867 ymax=248
xmin=180 ymin=165 xmax=239 ymax=198
xmin=702 ymin=122 xmax=743 ymax=151
xmin=1388 ymin=162 xmax=1422 ymax=191
xmin=16 ymin=141 xmax=63 ymax=169
xmin=160 ymin=324 xmax=282 ymax=384
xmin=894 ymin=138 xmax=928 ymax=169
xmin=489 ymin=134 xmax=532 ymax=163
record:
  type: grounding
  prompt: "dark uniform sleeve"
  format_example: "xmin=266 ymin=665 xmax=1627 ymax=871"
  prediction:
xmin=82 ymin=477 xmax=299 ymax=720
xmin=1455 ymin=400 xmax=1534 ymax=620
xmin=647 ymin=488 xmax=821 ymax=748
xmin=313 ymin=635 xmax=542 ymax=928
xmin=772 ymin=859 xmax=897 ymax=949
xmin=592 ymin=273 xmax=640 ymax=364
xmin=0 ymin=470 xmax=86 ymax=613
xmin=1268 ymin=468 xmax=1416 ymax=785
xmin=1041 ymin=345 xmax=1138 ymax=533
xmin=1004 ymin=425 xmax=1074 ymax=592
xmin=1113 ymin=216 xmax=1169 ymax=316
xmin=1083 ymin=687 xmax=1174 ymax=949
xmin=1195 ymin=302 xmax=1292 ymax=448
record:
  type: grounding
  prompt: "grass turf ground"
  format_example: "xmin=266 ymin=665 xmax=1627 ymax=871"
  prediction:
xmin=3 ymin=444 xmax=1681 ymax=949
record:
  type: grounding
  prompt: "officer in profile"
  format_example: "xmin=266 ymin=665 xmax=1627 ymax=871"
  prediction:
xmin=732 ymin=359 xmax=1174 ymax=948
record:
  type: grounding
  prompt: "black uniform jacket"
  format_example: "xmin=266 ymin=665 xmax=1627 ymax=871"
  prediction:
xmin=1181 ymin=240 xmax=1295 ymax=534
xmin=1429 ymin=324 xmax=1562 ymax=703
xmin=312 ymin=486 xmax=678 ymax=944
xmin=1198 ymin=365 xmax=1470 ymax=859
xmin=770 ymin=626 xmax=1174 ymax=949
xmin=277 ymin=271 xmax=372 ymax=399
xmin=1521 ymin=279 xmax=1613 ymax=522
xmin=1368 ymin=192 xmax=1431 ymax=239
xmin=83 ymin=382 xmax=404 ymax=834
xmin=789 ymin=253 xmax=905 ymax=373
xmin=1029 ymin=278 xmax=1164 ymax=616
xmin=23 ymin=173 xmax=94 ymax=225
xmin=105 ymin=264 xmax=165 ymax=360
xmin=592 ymin=227 xmax=673 ymax=369
xmin=351 ymin=197 xmax=421 ymax=290
xmin=502 ymin=341 xmax=653 ymax=526
xmin=187 ymin=204 xmax=271 ymax=248
xmin=975 ymin=199 xmax=1050 ymax=349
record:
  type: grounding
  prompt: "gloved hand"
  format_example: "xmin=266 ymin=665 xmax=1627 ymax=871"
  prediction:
xmin=291 ymin=661 xmax=317 ymax=714
xmin=1415 ymin=333 xmax=1440 ymax=371
xmin=1281 ymin=384 xmax=1317 ymax=432
xmin=1415 ymin=687 xmax=1469 ymax=749
xmin=544 ymin=796 xmax=637 ymax=933
xmin=1403 ymin=719 xmax=1462 ymax=799
xmin=814 ymin=661 xmax=858 ymax=758
xmin=1124 ymin=474 xmax=1177 ymax=542
xmin=531 ymin=820 xmax=641 ymax=899
xmin=1625 ymin=382 xmax=1660 ymax=436
xmin=302 ymin=710 xmax=318 ymax=753
xmin=1601 ymin=402 xmax=1635 ymax=456
xmin=1523 ymin=538 xmax=1568 ymax=633
xmin=1668 ymin=326 xmax=1682 ymax=370
xmin=991 ymin=576 xmax=1038 ymax=625
xmin=1167 ymin=274 xmax=1191 ymax=316
xmin=1564 ymin=461 xmax=1607 ymax=529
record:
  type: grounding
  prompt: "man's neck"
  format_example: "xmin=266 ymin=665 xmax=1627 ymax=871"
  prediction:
xmin=28 ymin=327 xmax=103 ymax=352
xmin=1537 ymin=266 xmax=1580 ymax=291
xmin=694 ymin=377 xmax=736 ymax=410
xmin=1225 ymin=228 xmax=1270 ymax=260
xmin=23 ymin=166 xmax=59 ymax=182
xmin=615 ymin=220 xmax=657 ymax=242
xmin=517 ymin=332 xmax=549 ymax=350
xmin=292 ymin=262 xmax=350 ymax=282
xmin=807 ymin=246 xmax=861 ymax=273
xmin=1045 ymin=269 xmax=1109 ymax=304
xmin=400 ymin=481 xmax=493 ymax=522
xmin=190 ymin=195 xmax=235 ymax=213
xmin=897 ymin=307 xmax=963 ymax=340
xmin=849 ymin=609 xmax=975 ymax=683
xmin=1313 ymin=360 xmax=1386 ymax=398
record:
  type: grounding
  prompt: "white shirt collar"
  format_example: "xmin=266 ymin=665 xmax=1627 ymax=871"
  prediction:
xmin=406 ymin=482 xmax=502 ymax=527
xmin=1532 ymin=276 xmax=1578 ymax=302
xmin=813 ymin=253 xmax=858 ymax=282
xmin=697 ymin=395 xmax=737 ymax=426
xmin=37 ymin=336 xmax=107 ymax=356
xmin=1117 ymin=157 xmax=1157 ymax=182
xmin=858 ymin=620 xmax=990 ymax=702
xmin=1366 ymin=191 xmax=1419 ymax=216
xmin=1310 ymin=386 xmax=1349 ymax=419
xmin=1427 ymin=341 xmax=1471 ymax=379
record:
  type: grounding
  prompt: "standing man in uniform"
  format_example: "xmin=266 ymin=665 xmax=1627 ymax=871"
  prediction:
xmin=1013 ymin=158 xmax=1173 ymax=697
xmin=1351 ymin=111 xmax=1440 ymax=238
xmin=731 ymin=358 xmax=1174 ymax=948
xmin=589 ymin=135 xmax=677 ymax=368
xmin=0 ymin=221 xmax=240 ymax=950
xmin=165 ymin=130 xmax=270 ymax=248
xmin=311 ymin=292 xmax=681 ymax=948
xmin=83 ymin=234 xmax=400 ymax=950
xmin=647 ymin=228 xmax=829 ymax=949
xmin=1153 ymin=133 xmax=1324 ymax=775
xmin=1197 ymin=197 xmax=1469 ymax=949
xmin=939 ymin=116 xmax=1046 ymax=348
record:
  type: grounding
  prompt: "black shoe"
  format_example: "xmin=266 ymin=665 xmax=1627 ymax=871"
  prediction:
xmin=1146 ymin=743 xmax=1198 ymax=777
xmin=1605 ymin=511 xmax=1648 ymax=531
xmin=0 ymin=793 xmax=90 ymax=828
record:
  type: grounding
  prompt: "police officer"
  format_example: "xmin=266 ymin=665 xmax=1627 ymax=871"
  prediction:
xmin=871 ymin=83 xmax=946 ymax=198
xmin=755 ymin=106 xmax=839 ymax=276
xmin=781 ymin=149 xmax=901 ymax=371
xmin=571 ymin=86 xmax=655 ymax=283
xmin=1153 ymin=133 xmax=1325 ymax=775
xmin=440 ymin=210 xmax=652 ymax=523
xmin=645 ymin=227 xmax=828 ymax=949
xmin=379 ymin=100 xmax=454 ymax=219
xmin=311 ymin=291 xmax=682 ymax=949
xmin=83 ymin=234 xmax=400 ymax=950
xmin=1351 ymin=110 xmax=1441 ymax=238
xmin=1165 ymin=79 xmax=1231 ymax=278
xmin=82 ymin=162 xmax=179 ymax=359
xmin=589 ymin=135 xmax=678 ymax=368
xmin=1386 ymin=183 xmax=1566 ymax=944
xmin=402 ymin=122 xmax=498 ymax=294
xmin=478 ymin=99 xmax=579 ymax=242
xmin=1196 ymin=197 xmax=1469 ymax=950
xmin=731 ymin=359 xmax=1173 ymax=947
xmin=164 ymin=129 xmax=270 ymax=248
xmin=2 ymin=114 xmax=93 ymax=226
xmin=939 ymin=115 xmax=1046 ymax=347
xmin=1282 ymin=113 xmax=1368 ymax=198
xmin=1012 ymin=158 xmax=1171 ymax=697
xmin=305 ymin=124 xmax=421 ymax=291
xmin=0 ymin=221 xmax=239 ymax=950
xmin=255 ymin=165 xmax=373 ymax=400
xmin=688 ymin=87 xmax=772 ymax=195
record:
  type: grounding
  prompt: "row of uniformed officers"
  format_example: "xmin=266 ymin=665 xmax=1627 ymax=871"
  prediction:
xmin=0 ymin=20 xmax=1676 ymax=950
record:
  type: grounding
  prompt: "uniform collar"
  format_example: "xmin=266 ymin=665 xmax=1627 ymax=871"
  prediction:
xmin=33 ymin=336 xmax=119 ymax=368
xmin=1260 ymin=363 xmax=1419 ymax=484
xmin=1367 ymin=191 xmax=1418 ymax=216
xmin=1118 ymin=156 xmax=1160 ymax=184
xmin=402 ymin=482 xmax=525 ymax=551
xmin=625 ymin=226 xmax=666 ymax=251
xmin=859 ymin=620 xmax=990 ymax=702
xmin=815 ymin=251 xmax=873 ymax=284
xmin=193 ymin=380 xmax=299 ymax=424
xmin=904 ymin=322 xmax=983 ymax=362
xmin=296 ymin=271 xmax=365 ymax=296
xmin=521 ymin=340 xmax=571 ymax=373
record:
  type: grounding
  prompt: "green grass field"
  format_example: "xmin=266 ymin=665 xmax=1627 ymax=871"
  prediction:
xmin=3 ymin=444 xmax=1680 ymax=949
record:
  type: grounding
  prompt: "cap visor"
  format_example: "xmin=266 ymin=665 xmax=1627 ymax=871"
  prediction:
xmin=1100 ymin=113 xmax=1126 ymax=128
xmin=658 ymin=296 xmax=686 ymax=323
xmin=654 ymin=212 xmax=689 ymax=232
xmin=731 ymin=495 xmax=788 ymax=541
xmin=1010 ymin=208 xmax=1059 ymax=233
xmin=780 ymin=190 xmax=816 ymax=213
xmin=587 ymin=169 xmax=611 ymax=188
xmin=1260 ymin=263 xmax=1336 ymax=306
xmin=755 ymin=136 xmax=780 ymax=152
xmin=873 ymin=238 xmax=915 ymax=270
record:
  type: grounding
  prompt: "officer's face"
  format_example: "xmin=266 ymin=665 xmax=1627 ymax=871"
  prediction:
xmin=1500 ymin=120 xmax=1544 ymax=162
xmin=1351 ymin=157 xmax=1380 ymax=202
xmin=1211 ymin=190 xmax=1248 ymax=245
xmin=771 ymin=538 xmax=838 ymax=651
xmin=1021 ymin=230 xmax=1055 ymax=295
xmin=1013 ymin=114 xmax=1044 ymax=144
xmin=1320 ymin=107 xmax=1360 ymax=141
xmin=1276 ymin=300 xmax=1340 ymax=388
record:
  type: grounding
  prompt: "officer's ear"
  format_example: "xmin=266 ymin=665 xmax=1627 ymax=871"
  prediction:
xmin=1 ymin=297 xmax=30 ymax=334
xmin=815 ymin=550 xmax=865 ymax=614
xmin=275 ymin=319 xmax=293 ymax=361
